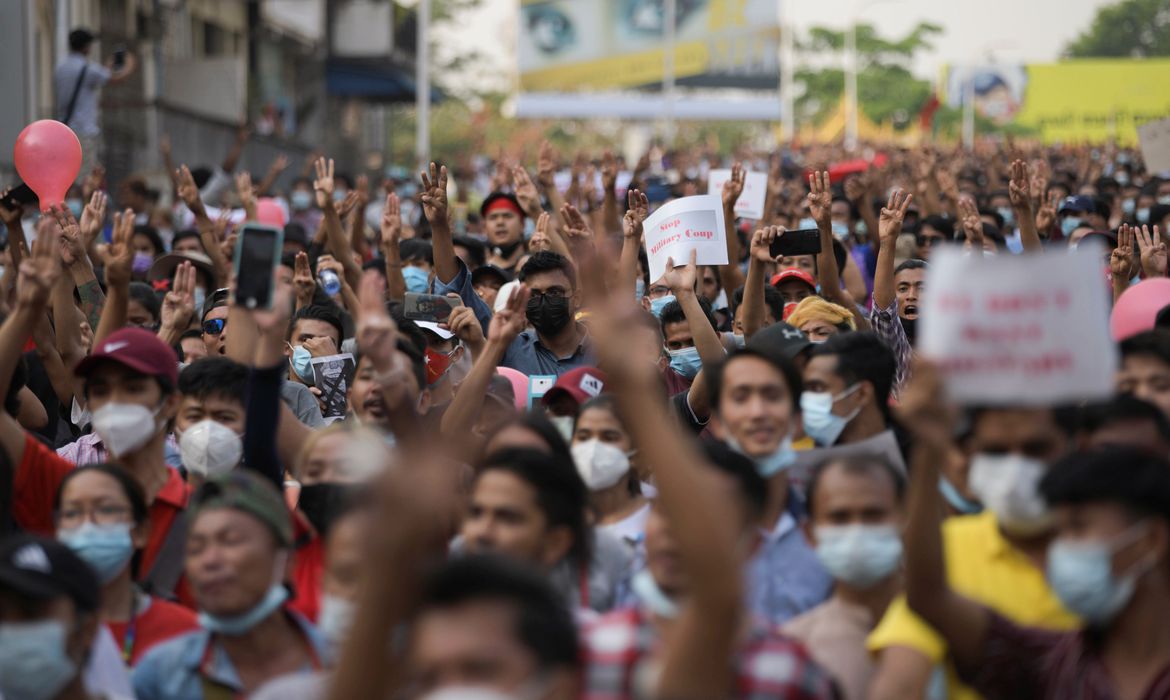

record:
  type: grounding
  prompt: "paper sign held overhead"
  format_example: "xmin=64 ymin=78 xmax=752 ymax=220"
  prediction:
xmin=919 ymin=247 xmax=1116 ymax=405
xmin=707 ymin=169 xmax=767 ymax=220
xmin=1138 ymin=117 xmax=1170 ymax=174
xmin=642 ymin=195 xmax=728 ymax=284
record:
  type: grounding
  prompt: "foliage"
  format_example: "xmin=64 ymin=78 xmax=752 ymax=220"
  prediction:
xmin=1066 ymin=0 xmax=1170 ymax=58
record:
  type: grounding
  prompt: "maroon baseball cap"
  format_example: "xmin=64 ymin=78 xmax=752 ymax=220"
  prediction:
xmin=542 ymin=367 xmax=607 ymax=408
xmin=74 ymin=327 xmax=180 ymax=386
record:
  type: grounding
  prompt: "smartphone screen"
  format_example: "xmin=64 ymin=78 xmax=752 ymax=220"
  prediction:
xmin=0 ymin=184 xmax=37 ymax=211
xmin=403 ymin=292 xmax=462 ymax=322
xmin=770 ymin=228 xmax=823 ymax=258
xmin=112 ymin=46 xmax=126 ymax=69
xmin=233 ymin=224 xmax=283 ymax=309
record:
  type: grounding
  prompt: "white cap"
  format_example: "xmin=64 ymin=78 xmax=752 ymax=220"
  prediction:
xmin=414 ymin=320 xmax=454 ymax=340
xmin=494 ymin=280 xmax=521 ymax=312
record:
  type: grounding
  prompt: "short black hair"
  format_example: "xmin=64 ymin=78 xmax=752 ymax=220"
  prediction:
xmin=732 ymin=284 xmax=785 ymax=323
xmin=496 ymin=412 xmax=575 ymax=468
xmin=1040 ymin=446 xmax=1170 ymax=529
xmin=518 ymin=251 xmax=576 ymax=290
xmin=920 ymin=215 xmax=955 ymax=239
xmin=68 ymin=29 xmax=95 ymax=52
xmin=399 ymin=239 xmax=434 ymax=265
xmin=170 ymin=228 xmax=204 ymax=252
xmin=1078 ymin=395 xmax=1170 ymax=449
xmin=417 ymin=555 xmax=579 ymax=672
xmin=658 ymin=297 xmax=717 ymax=335
xmin=132 ymin=225 xmax=165 ymax=257
xmin=806 ymin=454 xmax=906 ymax=518
xmin=128 ymin=282 xmax=161 ymax=322
xmin=1120 ymin=330 xmax=1170 ymax=367
xmin=452 ymin=235 xmax=487 ymax=269
xmin=179 ymin=356 xmax=248 ymax=404
xmin=699 ymin=439 xmax=767 ymax=522
xmin=894 ymin=259 xmax=927 ymax=276
xmin=707 ymin=346 xmax=803 ymax=413
xmin=288 ymin=304 xmax=346 ymax=346
xmin=809 ymin=332 xmax=896 ymax=420
xmin=476 ymin=448 xmax=591 ymax=569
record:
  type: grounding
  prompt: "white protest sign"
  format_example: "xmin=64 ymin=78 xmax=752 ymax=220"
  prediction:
xmin=642 ymin=194 xmax=728 ymax=283
xmin=919 ymin=247 xmax=1116 ymax=405
xmin=1138 ymin=117 xmax=1170 ymax=174
xmin=707 ymin=169 xmax=767 ymax=220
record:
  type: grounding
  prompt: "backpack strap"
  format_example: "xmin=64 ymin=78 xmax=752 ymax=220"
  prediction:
xmin=140 ymin=510 xmax=187 ymax=599
xmin=61 ymin=62 xmax=89 ymax=125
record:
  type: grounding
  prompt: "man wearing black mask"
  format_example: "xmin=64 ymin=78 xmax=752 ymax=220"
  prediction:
xmin=500 ymin=251 xmax=595 ymax=376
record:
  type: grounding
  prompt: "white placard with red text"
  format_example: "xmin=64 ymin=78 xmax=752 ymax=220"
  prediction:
xmin=642 ymin=194 xmax=728 ymax=283
xmin=707 ymin=169 xmax=767 ymax=220
xmin=919 ymin=247 xmax=1116 ymax=405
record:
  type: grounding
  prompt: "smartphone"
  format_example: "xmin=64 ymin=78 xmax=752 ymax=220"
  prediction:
xmin=404 ymin=292 xmax=462 ymax=322
xmin=233 ymin=224 xmax=283 ymax=309
xmin=112 ymin=46 xmax=127 ymax=70
xmin=0 ymin=184 xmax=37 ymax=211
xmin=770 ymin=228 xmax=823 ymax=258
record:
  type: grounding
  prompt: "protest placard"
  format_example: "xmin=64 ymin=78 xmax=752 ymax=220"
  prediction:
xmin=642 ymin=194 xmax=728 ymax=283
xmin=1138 ymin=117 xmax=1170 ymax=174
xmin=707 ymin=169 xmax=767 ymax=220
xmin=310 ymin=353 xmax=357 ymax=423
xmin=919 ymin=247 xmax=1116 ymax=405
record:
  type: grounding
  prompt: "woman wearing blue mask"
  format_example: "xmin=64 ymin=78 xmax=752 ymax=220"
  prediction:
xmin=54 ymin=464 xmax=197 ymax=666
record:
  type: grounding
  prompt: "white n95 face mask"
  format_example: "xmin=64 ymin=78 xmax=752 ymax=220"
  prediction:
xmin=968 ymin=453 xmax=1053 ymax=536
xmin=571 ymin=439 xmax=631 ymax=491
xmin=179 ymin=419 xmax=243 ymax=476
xmin=92 ymin=403 xmax=162 ymax=457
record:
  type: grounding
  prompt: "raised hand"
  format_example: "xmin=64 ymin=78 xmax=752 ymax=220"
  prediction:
xmin=750 ymin=225 xmax=783 ymax=262
xmin=16 ymin=233 xmax=60 ymax=311
xmin=487 ymin=283 xmax=531 ymax=346
xmin=1135 ymin=224 xmax=1167 ymax=278
xmin=160 ymin=261 xmax=196 ymax=331
xmin=529 ymin=212 xmax=552 ymax=253
xmin=767 ymin=153 xmax=784 ymax=200
xmin=48 ymin=204 xmax=85 ymax=267
xmin=236 ymin=171 xmax=256 ymax=219
xmin=445 ymin=305 xmax=484 ymax=347
xmin=660 ymin=250 xmax=699 ymax=296
xmin=1111 ymin=224 xmax=1138 ymax=281
xmin=600 ymin=150 xmax=618 ymax=192
xmin=81 ymin=165 xmax=105 ymax=202
xmin=337 ymin=191 xmax=360 ymax=221
xmin=79 ymin=191 xmax=107 ymax=248
xmin=722 ymin=162 xmax=746 ymax=210
xmin=623 ymin=188 xmax=649 ymax=240
xmin=1036 ymin=193 xmax=1058 ymax=233
xmin=560 ymin=203 xmax=593 ymax=245
xmin=958 ymin=196 xmax=983 ymax=247
xmin=537 ymin=140 xmax=557 ymax=188
xmin=292 ymin=251 xmax=316 ymax=307
xmin=844 ymin=173 xmax=869 ymax=204
xmin=1029 ymin=159 xmax=1049 ymax=205
xmin=355 ymin=174 xmax=370 ymax=210
xmin=419 ymin=162 xmax=449 ymax=225
xmin=176 ymin=165 xmax=205 ymax=214
xmin=356 ymin=271 xmax=398 ymax=373
xmin=104 ymin=208 xmax=136 ymax=288
xmin=894 ymin=359 xmax=956 ymax=447
xmin=1007 ymin=159 xmax=1032 ymax=217
xmin=379 ymin=193 xmax=402 ymax=254
xmin=513 ymin=166 xmax=542 ymax=216
xmin=879 ymin=190 xmax=913 ymax=245
xmin=313 ymin=157 xmax=336 ymax=210
xmin=0 ymin=189 xmax=21 ymax=227
xmin=807 ymin=170 xmax=833 ymax=226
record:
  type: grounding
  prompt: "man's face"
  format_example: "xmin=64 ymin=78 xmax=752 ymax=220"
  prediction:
xmin=0 ymin=591 xmax=94 ymax=678
xmin=662 ymin=320 xmax=694 ymax=351
xmin=1052 ymin=502 xmax=1164 ymax=577
xmin=967 ymin=408 xmax=1066 ymax=463
xmin=186 ymin=508 xmax=285 ymax=617
xmin=830 ymin=200 xmax=851 ymax=227
xmin=894 ymin=268 xmax=924 ymax=320
xmin=181 ymin=337 xmax=207 ymax=363
xmin=277 ymin=264 xmax=294 ymax=288
xmin=1117 ymin=355 xmax=1170 ymax=421
xmin=803 ymin=354 xmax=867 ymax=420
xmin=799 ymin=319 xmax=840 ymax=343
xmin=716 ymin=356 xmax=794 ymax=458
xmin=173 ymin=238 xmax=203 ymax=255
xmin=474 ymin=280 xmax=503 ymax=308
xmin=404 ymin=258 xmax=434 ymax=275
xmin=486 ymin=210 xmax=522 ymax=247
xmin=628 ymin=325 xmax=669 ymax=374
xmin=808 ymin=462 xmax=903 ymax=534
xmin=290 ymin=318 xmax=342 ymax=353
xmin=409 ymin=600 xmax=543 ymax=695
xmin=778 ymin=255 xmax=815 ymax=275
xmin=203 ymin=305 xmax=228 ymax=355
xmin=127 ymin=300 xmax=156 ymax=329
xmin=1085 ymin=419 xmax=1170 ymax=455
xmin=525 ymin=269 xmax=579 ymax=316
xmin=348 ymin=354 xmax=423 ymax=429
xmin=131 ymin=234 xmax=157 ymax=258
xmin=85 ymin=362 xmax=173 ymax=420
xmin=323 ymin=511 xmax=370 ymax=603
xmin=175 ymin=393 xmax=245 ymax=436
xmin=461 ymin=470 xmax=569 ymax=569
xmin=700 ymin=267 xmax=719 ymax=303
xmin=777 ymin=280 xmax=814 ymax=305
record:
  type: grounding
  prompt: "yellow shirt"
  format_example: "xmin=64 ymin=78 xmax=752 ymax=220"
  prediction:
xmin=866 ymin=511 xmax=1079 ymax=700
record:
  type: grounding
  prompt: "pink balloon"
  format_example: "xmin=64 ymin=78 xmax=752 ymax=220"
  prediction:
xmin=1110 ymin=278 xmax=1170 ymax=340
xmin=256 ymin=198 xmax=286 ymax=228
xmin=496 ymin=367 xmax=529 ymax=411
xmin=13 ymin=120 xmax=82 ymax=209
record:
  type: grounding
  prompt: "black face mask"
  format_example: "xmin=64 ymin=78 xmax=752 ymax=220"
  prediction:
xmin=526 ymin=294 xmax=572 ymax=337
xmin=493 ymin=240 xmax=524 ymax=261
xmin=297 ymin=482 xmax=360 ymax=536
xmin=901 ymin=316 xmax=917 ymax=346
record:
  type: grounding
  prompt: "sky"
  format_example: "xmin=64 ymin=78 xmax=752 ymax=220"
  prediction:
xmin=435 ymin=0 xmax=1118 ymax=90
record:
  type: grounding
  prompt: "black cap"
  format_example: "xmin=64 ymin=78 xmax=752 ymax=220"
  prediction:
xmin=479 ymin=191 xmax=526 ymax=220
xmin=472 ymin=264 xmax=511 ymax=287
xmin=747 ymin=322 xmax=812 ymax=362
xmin=283 ymin=222 xmax=308 ymax=248
xmin=0 ymin=534 xmax=99 ymax=612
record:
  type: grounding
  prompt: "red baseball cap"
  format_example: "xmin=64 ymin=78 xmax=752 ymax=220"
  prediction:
xmin=542 ymin=367 xmax=607 ymax=408
xmin=74 ymin=327 xmax=180 ymax=387
xmin=770 ymin=268 xmax=817 ymax=291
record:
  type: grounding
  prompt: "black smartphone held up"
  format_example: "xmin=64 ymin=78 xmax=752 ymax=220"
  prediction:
xmin=233 ymin=223 xmax=283 ymax=310
xmin=0 ymin=184 xmax=37 ymax=211
xmin=112 ymin=45 xmax=127 ymax=69
xmin=403 ymin=292 xmax=462 ymax=322
xmin=770 ymin=228 xmax=823 ymax=258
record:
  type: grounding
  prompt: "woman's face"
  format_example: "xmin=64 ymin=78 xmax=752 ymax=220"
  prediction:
xmin=799 ymin=320 xmax=840 ymax=343
xmin=299 ymin=432 xmax=350 ymax=485
xmin=572 ymin=406 xmax=631 ymax=453
xmin=56 ymin=471 xmax=147 ymax=555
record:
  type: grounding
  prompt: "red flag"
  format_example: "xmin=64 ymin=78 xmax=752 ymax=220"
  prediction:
xmin=919 ymin=93 xmax=941 ymax=130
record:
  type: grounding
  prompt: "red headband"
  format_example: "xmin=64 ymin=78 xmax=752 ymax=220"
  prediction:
xmin=485 ymin=197 xmax=525 ymax=218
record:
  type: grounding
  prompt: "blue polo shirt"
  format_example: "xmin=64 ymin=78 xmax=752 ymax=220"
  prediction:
xmin=500 ymin=327 xmax=596 ymax=377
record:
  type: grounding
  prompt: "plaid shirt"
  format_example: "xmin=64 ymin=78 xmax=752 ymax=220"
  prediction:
xmin=582 ymin=606 xmax=840 ymax=700
xmin=868 ymin=298 xmax=912 ymax=396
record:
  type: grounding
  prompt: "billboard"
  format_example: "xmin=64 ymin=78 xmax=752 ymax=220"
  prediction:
xmin=518 ymin=0 xmax=780 ymax=92
xmin=944 ymin=60 xmax=1170 ymax=145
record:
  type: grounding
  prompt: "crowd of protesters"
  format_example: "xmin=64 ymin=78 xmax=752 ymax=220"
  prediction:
xmin=1 ymin=76 xmax=1170 ymax=699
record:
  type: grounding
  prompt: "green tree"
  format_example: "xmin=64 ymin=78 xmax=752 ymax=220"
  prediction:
xmin=794 ymin=22 xmax=942 ymax=127
xmin=1066 ymin=0 xmax=1170 ymax=57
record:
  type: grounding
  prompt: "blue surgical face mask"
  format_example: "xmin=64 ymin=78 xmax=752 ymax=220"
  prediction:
xmin=289 ymin=344 xmax=314 ymax=384
xmin=1116 ymin=171 xmax=1130 ymax=186
xmin=1046 ymin=522 xmax=1153 ymax=625
xmin=800 ymin=384 xmax=862 ymax=446
xmin=634 ymin=278 xmax=646 ymax=301
xmin=333 ymin=188 xmax=349 ymax=203
xmin=798 ymin=217 xmax=818 ymax=230
xmin=667 ymin=346 xmax=702 ymax=379
xmin=814 ymin=524 xmax=903 ymax=588
xmin=290 ymin=190 xmax=314 ymax=211
xmin=727 ymin=434 xmax=796 ymax=478
xmin=831 ymin=221 xmax=851 ymax=239
xmin=939 ymin=477 xmax=982 ymax=515
xmin=1159 ymin=195 xmax=1170 ymax=206
xmin=649 ymin=294 xmax=676 ymax=318
xmin=57 ymin=521 xmax=134 ymax=584
xmin=631 ymin=569 xmax=679 ymax=619
xmin=1060 ymin=217 xmax=1083 ymax=237
xmin=996 ymin=207 xmax=1015 ymax=228
xmin=1137 ymin=207 xmax=1150 ymax=224
xmin=193 ymin=286 xmax=207 ymax=313
xmin=1122 ymin=198 xmax=1136 ymax=216
xmin=199 ymin=583 xmax=289 ymax=636
xmin=65 ymin=198 xmax=83 ymax=218
xmin=731 ymin=333 xmax=746 ymax=348
xmin=402 ymin=266 xmax=430 ymax=293
xmin=523 ymin=217 xmax=536 ymax=241
xmin=0 ymin=620 xmax=78 ymax=700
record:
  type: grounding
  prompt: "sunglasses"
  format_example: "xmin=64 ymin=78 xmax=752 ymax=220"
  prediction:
xmin=202 ymin=318 xmax=226 ymax=335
